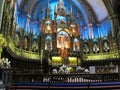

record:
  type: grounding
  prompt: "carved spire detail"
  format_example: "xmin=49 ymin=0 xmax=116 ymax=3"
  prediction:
xmin=57 ymin=0 xmax=65 ymax=16
xmin=46 ymin=2 xmax=50 ymax=18
xmin=70 ymin=7 xmax=74 ymax=23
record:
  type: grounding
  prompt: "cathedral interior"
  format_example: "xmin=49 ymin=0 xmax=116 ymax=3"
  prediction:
xmin=0 ymin=0 xmax=120 ymax=89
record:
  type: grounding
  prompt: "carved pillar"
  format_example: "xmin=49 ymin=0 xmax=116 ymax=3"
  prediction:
xmin=38 ymin=35 xmax=41 ymax=55
xmin=80 ymin=39 xmax=84 ymax=58
xmin=40 ymin=20 xmax=45 ymax=51
xmin=0 ymin=0 xmax=5 ymax=33
xmin=97 ymin=24 xmax=103 ymax=53
xmin=89 ymin=39 xmax=93 ymax=54
xmin=1 ymin=11 xmax=4 ymax=34
xmin=118 ymin=28 xmax=120 ymax=57
xmin=88 ymin=24 xmax=94 ymax=54
xmin=2 ymin=11 xmax=7 ymax=38
xmin=70 ymin=36 xmax=73 ymax=52
xmin=3 ymin=2 xmax=8 ymax=39
xmin=108 ymin=33 xmax=114 ymax=52
xmin=0 ymin=37 xmax=5 ymax=59
xmin=0 ymin=48 xmax=2 ymax=59
xmin=1 ymin=0 xmax=6 ymax=36
xmin=88 ymin=24 xmax=94 ymax=39
xmin=5 ymin=17 xmax=9 ymax=39
xmin=53 ymin=32 xmax=57 ymax=52
xmin=29 ymin=30 xmax=33 ymax=52
xmin=53 ymin=12 xmax=57 ymax=52
xmin=10 ymin=9 xmax=14 ymax=37
xmin=109 ymin=14 xmax=119 ymax=36
xmin=8 ymin=14 xmax=11 ymax=38
xmin=99 ymin=38 xmax=103 ymax=53
xmin=12 ymin=21 xmax=16 ymax=42
xmin=20 ymin=29 xmax=23 ymax=50
xmin=52 ymin=20 xmax=57 ymax=52
xmin=109 ymin=15 xmax=119 ymax=53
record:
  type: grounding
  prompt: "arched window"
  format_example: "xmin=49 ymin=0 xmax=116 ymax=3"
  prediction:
xmin=45 ymin=36 xmax=52 ymax=51
xmin=32 ymin=35 xmax=38 ymax=52
xmin=73 ymin=38 xmax=80 ymax=51
xmin=93 ymin=40 xmax=99 ymax=53
xmin=57 ymin=31 xmax=70 ymax=49
xmin=83 ymin=42 xmax=89 ymax=54
xmin=103 ymin=39 xmax=110 ymax=52
xmin=45 ymin=21 xmax=52 ymax=34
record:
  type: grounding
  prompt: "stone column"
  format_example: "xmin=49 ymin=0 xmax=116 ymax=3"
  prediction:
xmin=89 ymin=39 xmax=93 ymax=54
xmin=109 ymin=14 xmax=119 ymax=53
xmin=0 ymin=0 xmax=5 ymax=33
xmin=97 ymin=24 xmax=103 ymax=53
xmin=88 ymin=24 xmax=94 ymax=39
xmin=0 ymin=48 xmax=2 ymax=59
xmin=88 ymin=24 xmax=94 ymax=54
xmin=0 ymin=35 xmax=5 ymax=58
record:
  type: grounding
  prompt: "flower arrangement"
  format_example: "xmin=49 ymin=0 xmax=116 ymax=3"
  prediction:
xmin=76 ymin=66 xmax=89 ymax=73
xmin=0 ymin=58 xmax=11 ymax=68
xmin=58 ymin=64 xmax=67 ymax=74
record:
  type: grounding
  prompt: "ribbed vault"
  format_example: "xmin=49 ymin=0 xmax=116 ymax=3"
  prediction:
xmin=17 ymin=0 xmax=110 ymax=25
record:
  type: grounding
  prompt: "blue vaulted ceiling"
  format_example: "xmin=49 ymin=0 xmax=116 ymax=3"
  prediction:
xmin=14 ymin=0 xmax=110 ymax=39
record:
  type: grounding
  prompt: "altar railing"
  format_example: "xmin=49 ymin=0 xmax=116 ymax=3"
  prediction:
xmin=11 ymin=72 xmax=120 ymax=84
